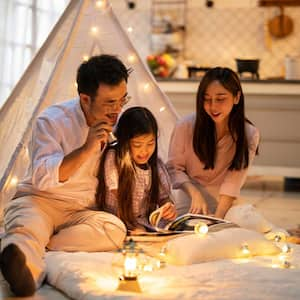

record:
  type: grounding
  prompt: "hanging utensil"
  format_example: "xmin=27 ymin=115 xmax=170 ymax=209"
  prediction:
xmin=268 ymin=6 xmax=293 ymax=38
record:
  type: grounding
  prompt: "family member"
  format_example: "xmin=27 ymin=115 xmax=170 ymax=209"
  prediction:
xmin=0 ymin=54 xmax=130 ymax=296
xmin=96 ymin=106 xmax=177 ymax=232
xmin=167 ymin=67 xmax=259 ymax=219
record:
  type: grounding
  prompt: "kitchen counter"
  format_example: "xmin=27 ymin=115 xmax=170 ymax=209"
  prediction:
xmin=157 ymin=78 xmax=300 ymax=95
xmin=157 ymin=77 xmax=300 ymax=177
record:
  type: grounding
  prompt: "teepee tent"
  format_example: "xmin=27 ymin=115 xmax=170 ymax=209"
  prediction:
xmin=0 ymin=0 xmax=178 ymax=220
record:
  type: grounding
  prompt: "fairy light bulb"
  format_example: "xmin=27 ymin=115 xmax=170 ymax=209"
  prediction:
xmin=82 ymin=55 xmax=89 ymax=61
xmin=95 ymin=0 xmax=105 ymax=9
xmin=240 ymin=244 xmax=251 ymax=258
xmin=159 ymin=106 xmax=166 ymax=112
xmin=127 ymin=26 xmax=133 ymax=33
xmin=274 ymin=235 xmax=282 ymax=243
xmin=143 ymin=83 xmax=151 ymax=92
xmin=90 ymin=26 xmax=98 ymax=35
xmin=74 ymin=82 xmax=78 ymax=89
xmin=281 ymin=243 xmax=291 ymax=254
xmin=127 ymin=54 xmax=136 ymax=63
xmin=10 ymin=176 xmax=18 ymax=187
xmin=194 ymin=222 xmax=208 ymax=236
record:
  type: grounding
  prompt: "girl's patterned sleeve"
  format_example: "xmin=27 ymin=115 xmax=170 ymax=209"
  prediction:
xmin=104 ymin=149 xmax=119 ymax=191
xmin=157 ymin=158 xmax=173 ymax=206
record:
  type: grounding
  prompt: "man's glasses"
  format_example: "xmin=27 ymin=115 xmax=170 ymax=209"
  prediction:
xmin=103 ymin=95 xmax=131 ymax=110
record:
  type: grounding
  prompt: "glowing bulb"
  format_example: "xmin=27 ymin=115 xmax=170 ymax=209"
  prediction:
xmin=95 ymin=0 xmax=105 ymax=9
xmin=143 ymin=83 xmax=151 ymax=92
xmin=159 ymin=106 xmax=166 ymax=112
xmin=194 ymin=222 xmax=208 ymax=235
xmin=124 ymin=255 xmax=138 ymax=278
xmin=272 ymin=253 xmax=292 ymax=269
xmin=82 ymin=55 xmax=89 ymax=61
xmin=240 ymin=244 xmax=251 ymax=257
xmin=90 ymin=26 xmax=98 ymax=35
xmin=127 ymin=54 xmax=136 ymax=63
xmin=74 ymin=82 xmax=78 ymax=89
xmin=10 ymin=176 xmax=18 ymax=187
xmin=281 ymin=243 xmax=292 ymax=254
xmin=127 ymin=26 xmax=133 ymax=33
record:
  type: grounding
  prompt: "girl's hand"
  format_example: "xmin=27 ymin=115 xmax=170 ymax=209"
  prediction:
xmin=189 ymin=190 xmax=209 ymax=215
xmin=161 ymin=202 xmax=177 ymax=221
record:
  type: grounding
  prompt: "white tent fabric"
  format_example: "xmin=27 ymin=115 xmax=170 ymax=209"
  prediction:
xmin=0 ymin=0 xmax=178 ymax=220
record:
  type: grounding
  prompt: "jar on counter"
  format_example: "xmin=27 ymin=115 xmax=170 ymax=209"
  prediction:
xmin=285 ymin=55 xmax=300 ymax=80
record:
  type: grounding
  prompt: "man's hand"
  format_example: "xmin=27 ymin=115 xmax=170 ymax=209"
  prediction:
xmin=83 ymin=121 xmax=113 ymax=153
xmin=59 ymin=120 xmax=113 ymax=182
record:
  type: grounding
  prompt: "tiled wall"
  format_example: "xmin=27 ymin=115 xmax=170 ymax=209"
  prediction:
xmin=112 ymin=1 xmax=300 ymax=79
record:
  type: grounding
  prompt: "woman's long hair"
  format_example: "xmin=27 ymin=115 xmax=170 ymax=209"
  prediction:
xmin=193 ymin=67 xmax=256 ymax=170
xmin=96 ymin=107 xmax=160 ymax=228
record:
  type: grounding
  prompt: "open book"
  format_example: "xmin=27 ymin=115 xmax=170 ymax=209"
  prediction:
xmin=148 ymin=206 xmax=238 ymax=233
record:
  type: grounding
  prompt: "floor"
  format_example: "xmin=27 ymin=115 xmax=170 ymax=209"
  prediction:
xmin=0 ymin=175 xmax=299 ymax=300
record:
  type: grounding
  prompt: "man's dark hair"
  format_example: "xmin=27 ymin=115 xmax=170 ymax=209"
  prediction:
xmin=76 ymin=54 xmax=131 ymax=98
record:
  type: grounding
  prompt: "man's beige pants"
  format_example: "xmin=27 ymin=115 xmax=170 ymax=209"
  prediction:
xmin=1 ymin=195 xmax=127 ymax=289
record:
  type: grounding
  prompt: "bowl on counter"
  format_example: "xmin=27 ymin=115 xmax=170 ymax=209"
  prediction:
xmin=235 ymin=59 xmax=260 ymax=79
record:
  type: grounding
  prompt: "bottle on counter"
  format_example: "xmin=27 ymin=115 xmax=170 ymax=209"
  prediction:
xmin=285 ymin=55 xmax=300 ymax=80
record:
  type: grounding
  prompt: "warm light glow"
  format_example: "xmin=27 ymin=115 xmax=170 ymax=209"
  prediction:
xmin=127 ymin=54 xmax=136 ymax=63
xmin=74 ymin=82 xmax=78 ymax=89
xmin=272 ymin=253 xmax=291 ymax=269
xmin=82 ymin=55 xmax=89 ymax=61
xmin=143 ymin=83 xmax=151 ymax=92
xmin=127 ymin=26 xmax=133 ymax=33
xmin=10 ymin=176 xmax=18 ymax=187
xmin=159 ymin=106 xmax=166 ymax=112
xmin=281 ymin=243 xmax=292 ymax=254
xmin=124 ymin=255 xmax=138 ymax=279
xmin=95 ymin=0 xmax=105 ymax=9
xmin=240 ymin=244 xmax=251 ymax=257
xmin=143 ymin=264 xmax=153 ymax=272
xmin=194 ymin=222 xmax=208 ymax=235
xmin=265 ymin=231 xmax=287 ymax=242
xmin=90 ymin=26 xmax=98 ymax=35
xmin=95 ymin=276 xmax=118 ymax=291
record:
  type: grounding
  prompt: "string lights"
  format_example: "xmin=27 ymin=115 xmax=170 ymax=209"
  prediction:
xmin=194 ymin=221 xmax=208 ymax=236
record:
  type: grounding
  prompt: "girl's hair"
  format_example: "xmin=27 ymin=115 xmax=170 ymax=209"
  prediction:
xmin=193 ymin=66 xmax=256 ymax=170
xmin=96 ymin=106 xmax=160 ymax=228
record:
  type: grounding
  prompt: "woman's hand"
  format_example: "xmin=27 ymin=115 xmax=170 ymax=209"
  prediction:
xmin=161 ymin=202 xmax=177 ymax=221
xmin=181 ymin=182 xmax=209 ymax=215
xmin=189 ymin=190 xmax=209 ymax=214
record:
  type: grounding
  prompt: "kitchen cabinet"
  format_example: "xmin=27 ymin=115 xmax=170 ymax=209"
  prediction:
xmin=158 ymin=78 xmax=300 ymax=177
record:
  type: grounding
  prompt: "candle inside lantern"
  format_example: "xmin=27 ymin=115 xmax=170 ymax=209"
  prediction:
xmin=123 ymin=253 xmax=138 ymax=279
xmin=117 ymin=239 xmax=141 ymax=293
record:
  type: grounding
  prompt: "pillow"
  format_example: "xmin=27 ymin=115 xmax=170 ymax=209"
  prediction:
xmin=165 ymin=228 xmax=280 ymax=265
xmin=224 ymin=204 xmax=274 ymax=233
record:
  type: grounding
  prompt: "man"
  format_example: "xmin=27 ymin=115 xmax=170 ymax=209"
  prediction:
xmin=0 ymin=55 xmax=131 ymax=296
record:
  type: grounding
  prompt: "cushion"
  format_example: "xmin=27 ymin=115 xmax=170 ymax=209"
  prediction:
xmin=165 ymin=227 xmax=280 ymax=265
xmin=224 ymin=204 xmax=274 ymax=233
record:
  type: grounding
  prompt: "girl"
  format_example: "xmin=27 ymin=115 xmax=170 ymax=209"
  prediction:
xmin=167 ymin=67 xmax=260 ymax=220
xmin=96 ymin=106 xmax=177 ymax=232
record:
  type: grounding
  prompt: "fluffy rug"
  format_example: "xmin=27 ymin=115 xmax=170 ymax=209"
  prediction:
xmin=46 ymin=243 xmax=300 ymax=300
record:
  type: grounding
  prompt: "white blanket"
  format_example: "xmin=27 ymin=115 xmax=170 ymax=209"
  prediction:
xmin=46 ymin=243 xmax=300 ymax=300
